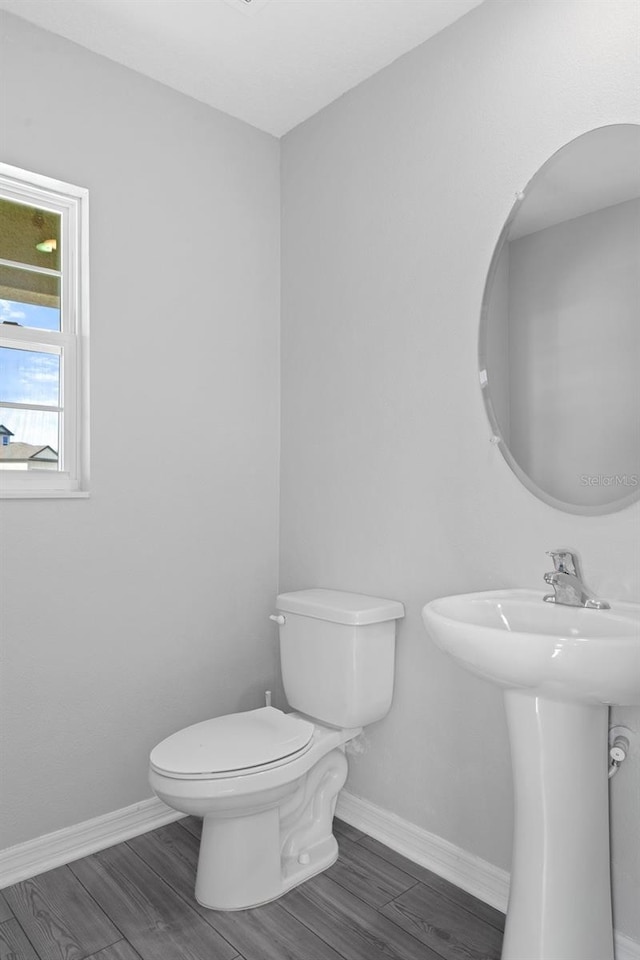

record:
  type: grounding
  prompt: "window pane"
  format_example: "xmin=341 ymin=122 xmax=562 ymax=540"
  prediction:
xmin=0 ymin=346 xmax=60 ymax=406
xmin=0 ymin=296 xmax=60 ymax=332
xmin=0 ymin=197 xmax=61 ymax=271
xmin=0 ymin=264 xmax=60 ymax=325
xmin=0 ymin=407 xmax=59 ymax=469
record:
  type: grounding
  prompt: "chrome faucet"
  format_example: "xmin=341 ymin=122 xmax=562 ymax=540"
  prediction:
xmin=543 ymin=549 xmax=610 ymax=610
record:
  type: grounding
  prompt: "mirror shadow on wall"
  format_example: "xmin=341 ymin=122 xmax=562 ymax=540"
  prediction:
xmin=480 ymin=125 xmax=640 ymax=515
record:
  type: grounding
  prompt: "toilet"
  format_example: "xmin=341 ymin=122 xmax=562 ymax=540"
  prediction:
xmin=149 ymin=588 xmax=404 ymax=910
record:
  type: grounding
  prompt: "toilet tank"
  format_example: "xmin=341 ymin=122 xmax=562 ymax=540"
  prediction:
xmin=275 ymin=589 xmax=404 ymax=728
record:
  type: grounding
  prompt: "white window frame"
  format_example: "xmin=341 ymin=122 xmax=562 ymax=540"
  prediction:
xmin=0 ymin=163 xmax=89 ymax=498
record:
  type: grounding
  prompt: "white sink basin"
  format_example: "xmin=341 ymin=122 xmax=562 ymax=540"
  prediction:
xmin=421 ymin=587 xmax=640 ymax=960
xmin=422 ymin=588 xmax=640 ymax=705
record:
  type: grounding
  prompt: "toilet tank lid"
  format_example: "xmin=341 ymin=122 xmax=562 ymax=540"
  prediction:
xmin=276 ymin=589 xmax=405 ymax=625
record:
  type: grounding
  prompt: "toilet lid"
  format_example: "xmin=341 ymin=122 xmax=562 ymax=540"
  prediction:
xmin=150 ymin=706 xmax=314 ymax=777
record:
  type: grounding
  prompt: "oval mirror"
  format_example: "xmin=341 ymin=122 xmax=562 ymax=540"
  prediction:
xmin=480 ymin=125 xmax=640 ymax=515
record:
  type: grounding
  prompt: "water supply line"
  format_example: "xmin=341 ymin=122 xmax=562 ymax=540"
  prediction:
xmin=608 ymin=726 xmax=630 ymax=780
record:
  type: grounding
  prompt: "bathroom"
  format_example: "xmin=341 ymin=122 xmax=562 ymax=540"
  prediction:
xmin=0 ymin=1 xmax=638 ymax=958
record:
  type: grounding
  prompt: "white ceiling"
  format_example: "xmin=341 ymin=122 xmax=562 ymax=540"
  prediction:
xmin=0 ymin=0 xmax=483 ymax=137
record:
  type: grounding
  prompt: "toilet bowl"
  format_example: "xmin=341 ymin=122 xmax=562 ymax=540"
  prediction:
xmin=149 ymin=588 xmax=404 ymax=910
xmin=150 ymin=707 xmax=360 ymax=909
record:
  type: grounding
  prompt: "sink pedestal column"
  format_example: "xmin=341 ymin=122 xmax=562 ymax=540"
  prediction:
xmin=502 ymin=691 xmax=613 ymax=960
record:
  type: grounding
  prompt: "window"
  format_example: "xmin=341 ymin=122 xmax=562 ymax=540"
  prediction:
xmin=0 ymin=164 xmax=89 ymax=497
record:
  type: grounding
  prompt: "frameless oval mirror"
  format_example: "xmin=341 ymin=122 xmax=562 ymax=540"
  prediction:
xmin=480 ymin=125 xmax=640 ymax=515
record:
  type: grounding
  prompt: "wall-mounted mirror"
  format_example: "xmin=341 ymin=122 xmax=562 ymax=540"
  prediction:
xmin=480 ymin=125 xmax=640 ymax=515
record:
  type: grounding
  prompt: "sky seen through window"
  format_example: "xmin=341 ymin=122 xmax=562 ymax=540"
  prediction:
xmin=0 ymin=298 xmax=61 ymax=450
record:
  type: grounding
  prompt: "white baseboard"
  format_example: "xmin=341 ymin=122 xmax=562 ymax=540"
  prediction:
xmin=336 ymin=789 xmax=510 ymax=911
xmin=0 ymin=797 xmax=182 ymax=889
xmin=335 ymin=789 xmax=640 ymax=960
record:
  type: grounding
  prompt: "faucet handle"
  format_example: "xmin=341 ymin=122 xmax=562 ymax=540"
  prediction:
xmin=544 ymin=549 xmax=610 ymax=610
xmin=546 ymin=549 xmax=582 ymax=577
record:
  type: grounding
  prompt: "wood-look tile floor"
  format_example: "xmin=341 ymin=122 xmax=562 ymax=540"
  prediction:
xmin=0 ymin=818 xmax=505 ymax=960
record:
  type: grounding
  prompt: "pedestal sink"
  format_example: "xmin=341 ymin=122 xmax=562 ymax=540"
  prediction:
xmin=422 ymin=589 xmax=640 ymax=960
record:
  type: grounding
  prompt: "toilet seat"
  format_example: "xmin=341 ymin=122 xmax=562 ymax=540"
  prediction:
xmin=149 ymin=706 xmax=314 ymax=780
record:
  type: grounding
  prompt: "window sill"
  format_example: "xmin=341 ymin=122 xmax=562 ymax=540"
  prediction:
xmin=0 ymin=489 xmax=90 ymax=499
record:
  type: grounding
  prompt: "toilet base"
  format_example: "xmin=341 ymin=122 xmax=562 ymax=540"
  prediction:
xmin=194 ymin=746 xmax=348 ymax=911
xmin=196 ymin=832 xmax=339 ymax=911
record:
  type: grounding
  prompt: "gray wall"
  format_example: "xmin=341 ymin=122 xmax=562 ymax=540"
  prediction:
xmin=0 ymin=14 xmax=281 ymax=847
xmin=280 ymin=0 xmax=640 ymax=941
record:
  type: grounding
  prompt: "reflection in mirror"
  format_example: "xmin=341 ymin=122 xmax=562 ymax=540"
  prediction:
xmin=480 ymin=125 xmax=640 ymax=514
